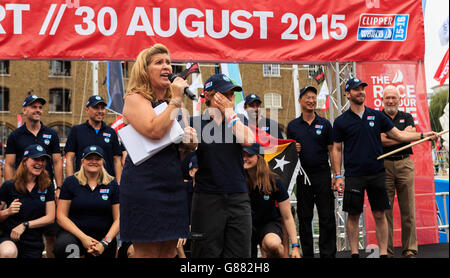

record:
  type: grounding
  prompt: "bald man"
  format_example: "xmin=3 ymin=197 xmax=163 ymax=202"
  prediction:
xmin=381 ymin=85 xmax=417 ymax=258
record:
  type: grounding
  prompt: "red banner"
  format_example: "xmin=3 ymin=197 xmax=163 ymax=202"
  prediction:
xmin=0 ymin=0 xmax=424 ymax=62
xmin=356 ymin=61 xmax=439 ymax=247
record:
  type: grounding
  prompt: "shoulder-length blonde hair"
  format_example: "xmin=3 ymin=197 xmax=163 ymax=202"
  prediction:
xmin=74 ymin=161 xmax=115 ymax=186
xmin=245 ymin=154 xmax=279 ymax=195
xmin=125 ymin=43 xmax=174 ymax=102
xmin=13 ymin=157 xmax=51 ymax=194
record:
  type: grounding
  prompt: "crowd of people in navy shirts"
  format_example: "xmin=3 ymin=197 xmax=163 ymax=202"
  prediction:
xmin=0 ymin=43 xmax=440 ymax=259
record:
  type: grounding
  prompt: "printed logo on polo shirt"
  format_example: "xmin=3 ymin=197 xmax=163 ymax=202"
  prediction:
xmin=42 ymin=134 xmax=52 ymax=139
xmin=103 ymin=132 xmax=111 ymax=143
xmin=100 ymin=188 xmax=109 ymax=200
xmin=367 ymin=115 xmax=375 ymax=127
xmin=315 ymin=124 xmax=323 ymax=135
xmin=38 ymin=189 xmax=48 ymax=202
xmin=399 ymin=119 xmax=405 ymax=123
xmin=44 ymin=139 xmax=50 ymax=145
xmin=263 ymin=195 xmax=270 ymax=201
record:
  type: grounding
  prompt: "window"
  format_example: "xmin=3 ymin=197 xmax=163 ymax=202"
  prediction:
xmin=0 ymin=86 xmax=9 ymax=111
xmin=0 ymin=60 xmax=9 ymax=75
xmin=264 ymin=93 xmax=282 ymax=109
xmin=263 ymin=64 xmax=280 ymax=77
xmin=49 ymin=61 xmax=71 ymax=76
xmin=49 ymin=124 xmax=71 ymax=144
xmin=49 ymin=88 xmax=71 ymax=112
xmin=0 ymin=124 xmax=13 ymax=156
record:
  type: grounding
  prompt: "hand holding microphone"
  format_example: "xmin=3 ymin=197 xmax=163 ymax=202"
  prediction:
xmin=169 ymin=74 xmax=198 ymax=101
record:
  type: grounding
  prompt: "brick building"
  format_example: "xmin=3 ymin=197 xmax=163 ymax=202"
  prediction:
xmin=0 ymin=60 xmax=327 ymax=159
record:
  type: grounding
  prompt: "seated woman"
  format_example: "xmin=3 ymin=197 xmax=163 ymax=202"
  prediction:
xmin=54 ymin=145 xmax=119 ymax=258
xmin=0 ymin=144 xmax=56 ymax=258
xmin=243 ymin=143 xmax=301 ymax=258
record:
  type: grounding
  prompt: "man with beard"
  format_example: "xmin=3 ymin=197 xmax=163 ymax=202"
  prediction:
xmin=244 ymin=94 xmax=284 ymax=139
xmin=4 ymin=95 xmax=63 ymax=257
xmin=331 ymin=78 xmax=438 ymax=258
xmin=381 ymin=85 xmax=418 ymax=258
xmin=65 ymin=95 xmax=122 ymax=183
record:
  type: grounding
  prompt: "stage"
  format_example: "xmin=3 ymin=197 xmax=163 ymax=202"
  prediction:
xmin=335 ymin=243 xmax=449 ymax=258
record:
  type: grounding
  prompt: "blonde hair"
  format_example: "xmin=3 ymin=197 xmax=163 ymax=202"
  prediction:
xmin=13 ymin=157 xmax=51 ymax=194
xmin=125 ymin=43 xmax=174 ymax=102
xmin=74 ymin=161 xmax=115 ymax=186
xmin=245 ymin=154 xmax=279 ymax=195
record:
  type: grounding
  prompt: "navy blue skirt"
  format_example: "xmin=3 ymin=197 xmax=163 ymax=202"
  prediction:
xmin=119 ymin=144 xmax=189 ymax=242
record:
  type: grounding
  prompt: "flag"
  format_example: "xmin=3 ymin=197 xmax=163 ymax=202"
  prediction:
xmin=179 ymin=63 xmax=200 ymax=79
xmin=106 ymin=61 xmax=125 ymax=114
xmin=438 ymin=16 xmax=449 ymax=46
xmin=250 ymin=125 xmax=299 ymax=195
xmin=220 ymin=63 xmax=246 ymax=115
xmin=310 ymin=66 xmax=325 ymax=84
xmin=434 ymin=49 xmax=449 ymax=86
xmin=111 ymin=115 xmax=125 ymax=133
xmin=17 ymin=114 xmax=22 ymax=128
xmin=316 ymin=80 xmax=329 ymax=111
xmin=264 ymin=141 xmax=299 ymax=196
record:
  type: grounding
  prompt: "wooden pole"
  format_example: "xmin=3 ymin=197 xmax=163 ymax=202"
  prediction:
xmin=377 ymin=129 xmax=449 ymax=160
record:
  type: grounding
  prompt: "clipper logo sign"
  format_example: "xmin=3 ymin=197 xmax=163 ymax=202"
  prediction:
xmin=357 ymin=14 xmax=409 ymax=41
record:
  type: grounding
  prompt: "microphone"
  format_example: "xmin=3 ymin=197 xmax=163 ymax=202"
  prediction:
xmin=168 ymin=74 xmax=197 ymax=101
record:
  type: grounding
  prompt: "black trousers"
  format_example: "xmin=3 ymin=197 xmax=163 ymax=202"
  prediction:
xmin=190 ymin=192 xmax=252 ymax=258
xmin=296 ymin=169 xmax=336 ymax=258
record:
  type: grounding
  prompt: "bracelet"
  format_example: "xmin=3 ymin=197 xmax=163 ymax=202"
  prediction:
xmin=100 ymin=240 xmax=109 ymax=249
xmin=56 ymin=186 xmax=62 ymax=190
xmin=227 ymin=112 xmax=238 ymax=123
xmin=420 ymin=132 xmax=424 ymax=139
xmin=291 ymin=243 xmax=299 ymax=248
xmin=169 ymin=98 xmax=182 ymax=108
xmin=334 ymin=174 xmax=343 ymax=179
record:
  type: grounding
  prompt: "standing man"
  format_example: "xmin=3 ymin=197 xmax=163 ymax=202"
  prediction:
xmin=244 ymin=94 xmax=284 ymax=139
xmin=65 ymin=95 xmax=122 ymax=183
xmin=381 ymin=85 xmax=418 ymax=258
xmin=287 ymin=86 xmax=336 ymax=258
xmin=331 ymin=78 xmax=438 ymax=258
xmin=4 ymin=94 xmax=63 ymax=258
xmin=189 ymin=73 xmax=255 ymax=258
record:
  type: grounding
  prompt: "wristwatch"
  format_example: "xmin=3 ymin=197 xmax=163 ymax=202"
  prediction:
xmin=23 ymin=221 xmax=29 ymax=229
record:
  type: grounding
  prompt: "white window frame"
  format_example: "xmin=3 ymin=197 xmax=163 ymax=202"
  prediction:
xmin=264 ymin=92 xmax=282 ymax=109
xmin=263 ymin=64 xmax=280 ymax=77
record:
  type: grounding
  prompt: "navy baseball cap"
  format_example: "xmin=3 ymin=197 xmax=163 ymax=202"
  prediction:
xmin=23 ymin=144 xmax=50 ymax=159
xmin=203 ymin=74 xmax=242 ymax=93
xmin=243 ymin=143 xmax=262 ymax=155
xmin=81 ymin=145 xmax=105 ymax=159
xmin=244 ymin=94 xmax=262 ymax=105
xmin=299 ymin=86 xmax=318 ymax=98
xmin=86 ymin=95 xmax=107 ymax=108
xmin=23 ymin=95 xmax=46 ymax=107
xmin=345 ymin=78 xmax=368 ymax=92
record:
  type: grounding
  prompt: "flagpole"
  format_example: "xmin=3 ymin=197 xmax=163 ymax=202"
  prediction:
xmin=377 ymin=129 xmax=449 ymax=160
xmin=92 ymin=61 xmax=99 ymax=96
xmin=292 ymin=65 xmax=301 ymax=117
xmin=192 ymin=72 xmax=200 ymax=117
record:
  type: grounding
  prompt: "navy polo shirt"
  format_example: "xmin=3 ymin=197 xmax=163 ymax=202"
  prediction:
xmin=287 ymin=113 xmax=333 ymax=173
xmin=382 ymin=110 xmax=415 ymax=156
xmin=64 ymin=121 xmax=122 ymax=177
xmin=250 ymin=178 xmax=289 ymax=228
xmin=0 ymin=180 xmax=55 ymax=248
xmin=189 ymin=110 xmax=248 ymax=194
xmin=59 ymin=176 xmax=119 ymax=236
xmin=333 ymin=106 xmax=394 ymax=177
xmin=5 ymin=123 xmax=60 ymax=181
